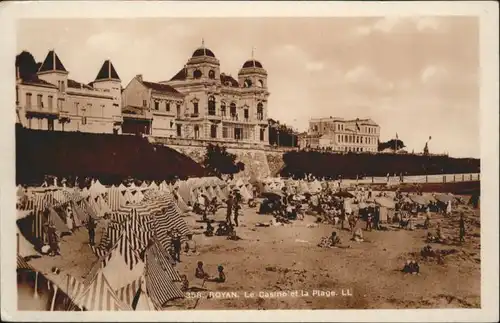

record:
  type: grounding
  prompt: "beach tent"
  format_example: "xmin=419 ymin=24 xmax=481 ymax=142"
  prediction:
xmin=435 ymin=194 xmax=454 ymax=204
xmin=118 ymin=184 xmax=127 ymax=192
xmin=115 ymin=277 xmax=157 ymax=311
xmin=375 ymin=197 xmax=396 ymax=209
xmin=71 ymin=271 xmax=132 ymax=311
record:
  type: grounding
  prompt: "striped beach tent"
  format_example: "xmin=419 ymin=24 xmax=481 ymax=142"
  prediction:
xmin=144 ymin=248 xmax=184 ymax=309
xmin=115 ymin=277 xmax=157 ymax=311
xmin=71 ymin=271 xmax=132 ymax=311
xmin=17 ymin=254 xmax=34 ymax=271
xmin=107 ymin=185 xmax=122 ymax=211
xmin=101 ymin=233 xmax=146 ymax=291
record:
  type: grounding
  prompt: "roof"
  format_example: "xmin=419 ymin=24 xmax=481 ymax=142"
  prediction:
xmin=192 ymin=47 xmax=216 ymax=58
xmin=68 ymin=79 xmax=93 ymax=90
xmin=170 ymin=68 xmax=187 ymax=81
xmin=220 ymin=73 xmax=239 ymax=88
xmin=20 ymin=75 xmax=57 ymax=88
xmin=141 ymin=80 xmax=183 ymax=97
xmin=242 ymin=59 xmax=263 ymax=69
xmin=38 ymin=50 xmax=67 ymax=73
xmin=95 ymin=60 xmax=121 ymax=81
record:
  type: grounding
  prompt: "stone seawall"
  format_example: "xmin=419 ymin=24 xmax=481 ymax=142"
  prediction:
xmin=166 ymin=144 xmax=283 ymax=179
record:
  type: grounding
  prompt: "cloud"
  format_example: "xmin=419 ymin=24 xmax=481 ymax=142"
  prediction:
xmin=354 ymin=16 xmax=444 ymax=36
xmin=420 ymin=65 xmax=448 ymax=84
xmin=344 ymin=65 xmax=394 ymax=92
xmin=305 ymin=61 xmax=325 ymax=72
xmin=272 ymin=44 xmax=326 ymax=73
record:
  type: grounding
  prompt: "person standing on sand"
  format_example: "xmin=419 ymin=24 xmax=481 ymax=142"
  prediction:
xmin=233 ymin=192 xmax=241 ymax=227
xmin=87 ymin=218 xmax=96 ymax=245
xmin=226 ymin=192 xmax=234 ymax=225
xmin=172 ymin=229 xmax=182 ymax=262
xmin=459 ymin=215 xmax=466 ymax=243
xmin=366 ymin=212 xmax=373 ymax=231
xmin=47 ymin=223 xmax=60 ymax=256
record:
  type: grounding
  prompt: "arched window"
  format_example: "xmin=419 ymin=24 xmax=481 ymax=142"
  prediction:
xmin=230 ymin=103 xmax=237 ymax=120
xmin=344 ymin=135 xmax=347 ymax=142
xmin=244 ymin=108 xmax=249 ymax=120
xmin=257 ymin=103 xmax=263 ymax=120
xmin=220 ymin=102 xmax=226 ymax=117
xmin=208 ymin=70 xmax=215 ymax=79
xmin=208 ymin=96 xmax=216 ymax=116
xmin=257 ymin=80 xmax=264 ymax=88
xmin=193 ymin=69 xmax=202 ymax=79
xmin=244 ymin=79 xmax=252 ymax=88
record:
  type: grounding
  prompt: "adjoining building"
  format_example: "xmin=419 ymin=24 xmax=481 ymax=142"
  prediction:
xmin=16 ymin=50 xmax=123 ymax=134
xmin=299 ymin=117 xmax=380 ymax=153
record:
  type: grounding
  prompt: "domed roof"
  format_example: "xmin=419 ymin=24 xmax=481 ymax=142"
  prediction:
xmin=192 ymin=47 xmax=216 ymax=58
xmin=242 ymin=59 xmax=263 ymax=69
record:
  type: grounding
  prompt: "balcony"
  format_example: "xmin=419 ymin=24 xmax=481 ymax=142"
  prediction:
xmin=25 ymin=105 xmax=59 ymax=119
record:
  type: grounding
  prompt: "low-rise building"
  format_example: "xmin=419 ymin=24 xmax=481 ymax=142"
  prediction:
xmin=16 ymin=50 xmax=123 ymax=134
xmin=301 ymin=117 xmax=380 ymax=152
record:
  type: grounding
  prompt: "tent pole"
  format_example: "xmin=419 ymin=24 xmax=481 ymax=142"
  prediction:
xmin=50 ymin=284 xmax=58 ymax=311
xmin=34 ymin=271 xmax=39 ymax=299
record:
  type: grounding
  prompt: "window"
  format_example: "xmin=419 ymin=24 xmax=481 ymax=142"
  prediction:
xmin=244 ymin=108 xmax=249 ymax=120
xmin=208 ymin=96 xmax=216 ymax=116
xmin=221 ymin=103 xmax=226 ymax=117
xmin=154 ymin=101 xmax=159 ymax=110
xmin=260 ymin=128 xmax=265 ymax=141
xmin=258 ymin=80 xmax=264 ymax=88
xmin=48 ymin=95 xmax=53 ymax=111
xmin=75 ymin=102 xmax=80 ymax=115
xmin=166 ymin=102 xmax=171 ymax=112
xmin=193 ymin=69 xmax=202 ymax=79
xmin=222 ymin=127 xmax=228 ymax=138
xmin=57 ymin=99 xmax=63 ymax=111
xmin=176 ymin=104 xmax=181 ymax=116
xmin=82 ymin=116 xmax=87 ymax=125
xmin=58 ymin=81 xmax=65 ymax=92
xmin=87 ymin=103 xmax=92 ymax=114
xmin=193 ymin=102 xmax=199 ymax=115
xmin=142 ymin=100 xmax=147 ymax=107
xmin=230 ymin=103 xmax=237 ymax=119
xmin=208 ymin=70 xmax=215 ymax=79
xmin=234 ymin=127 xmax=242 ymax=140
xmin=26 ymin=93 xmax=32 ymax=108
xmin=176 ymin=124 xmax=182 ymax=136
xmin=37 ymin=94 xmax=43 ymax=109
xmin=194 ymin=125 xmax=200 ymax=139
xmin=210 ymin=125 xmax=217 ymax=138
xmin=244 ymin=79 xmax=252 ymax=88
xmin=257 ymin=103 xmax=263 ymax=120
xmin=48 ymin=119 xmax=54 ymax=131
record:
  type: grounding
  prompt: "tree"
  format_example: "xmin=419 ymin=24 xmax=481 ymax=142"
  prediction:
xmin=15 ymin=51 xmax=40 ymax=79
xmin=202 ymin=144 xmax=244 ymax=177
xmin=268 ymin=118 xmax=298 ymax=147
xmin=378 ymin=139 xmax=406 ymax=152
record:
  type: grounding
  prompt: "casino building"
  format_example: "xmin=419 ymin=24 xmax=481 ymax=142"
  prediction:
xmin=160 ymin=42 xmax=271 ymax=146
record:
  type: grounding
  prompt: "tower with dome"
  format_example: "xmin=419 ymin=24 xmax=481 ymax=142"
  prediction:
xmin=161 ymin=41 xmax=270 ymax=146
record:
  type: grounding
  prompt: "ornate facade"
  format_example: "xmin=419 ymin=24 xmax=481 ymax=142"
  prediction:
xmin=300 ymin=117 xmax=380 ymax=153
xmin=16 ymin=50 xmax=123 ymax=134
xmin=161 ymin=43 xmax=270 ymax=146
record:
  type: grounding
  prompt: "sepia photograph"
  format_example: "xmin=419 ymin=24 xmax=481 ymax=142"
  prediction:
xmin=1 ymin=1 xmax=498 ymax=322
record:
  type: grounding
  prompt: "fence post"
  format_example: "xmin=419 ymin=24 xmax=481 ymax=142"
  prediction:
xmin=426 ymin=175 xmax=428 ymax=183
xmin=372 ymin=176 xmax=374 ymax=183
xmin=443 ymin=175 xmax=446 ymax=183
xmin=453 ymin=174 xmax=455 ymax=182
xmin=470 ymin=174 xmax=472 ymax=181
xmin=462 ymin=174 xmax=464 ymax=181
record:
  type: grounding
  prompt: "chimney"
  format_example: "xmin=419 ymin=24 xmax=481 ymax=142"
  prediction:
xmin=136 ymin=74 xmax=143 ymax=82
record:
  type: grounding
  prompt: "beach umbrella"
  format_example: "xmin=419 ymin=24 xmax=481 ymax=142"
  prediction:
xmin=435 ymin=194 xmax=454 ymax=204
xmin=261 ymin=192 xmax=283 ymax=201
xmin=333 ymin=191 xmax=355 ymax=198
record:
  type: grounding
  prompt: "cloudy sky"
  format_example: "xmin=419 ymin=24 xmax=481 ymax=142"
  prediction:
xmin=17 ymin=17 xmax=479 ymax=158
